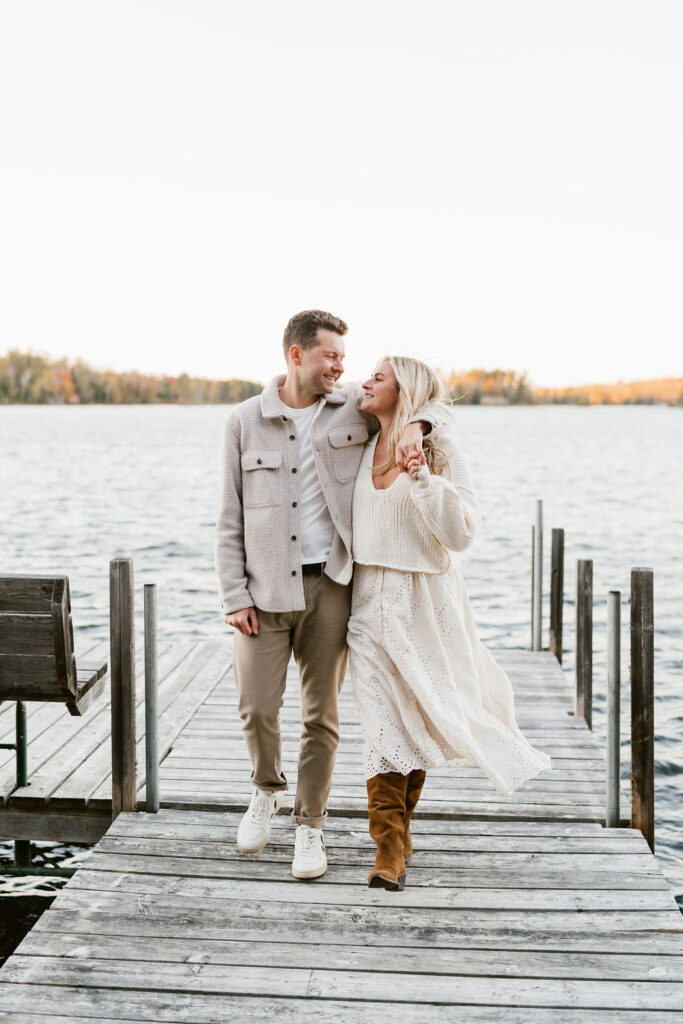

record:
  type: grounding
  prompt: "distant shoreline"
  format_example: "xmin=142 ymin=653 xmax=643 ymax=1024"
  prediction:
xmin=2 ymin=351 xmax=681 ymax=407
xmin=1 ymin=398 xmax=680 ymax=408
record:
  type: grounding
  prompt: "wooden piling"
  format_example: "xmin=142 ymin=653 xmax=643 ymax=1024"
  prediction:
xmin=144 ymin=583 xmax=159 ymax=813
xmin=606 ymin=590 xmax=621 ymax=828
xmin=631 ymin=567 xmax=655 ymax=852
xmin=575 ymin=559 xmax=593 ymax=729
xmin=530 ymin=525 xmax=535 ymax=650
xmin=549 ymin=528 xmax=564 ymax=664
xmin=531 ymin=501 xmax=543 ymax=651
xmin=110 ymin=558 xmax=136 ymax=818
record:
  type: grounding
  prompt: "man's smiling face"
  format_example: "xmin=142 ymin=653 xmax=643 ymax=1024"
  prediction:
xmin=294 ymin=328 xmax=346 ymax=395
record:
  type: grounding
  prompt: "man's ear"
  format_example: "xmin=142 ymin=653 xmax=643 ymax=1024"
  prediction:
xmin=289 ymin=344 xmax=302 ymax=366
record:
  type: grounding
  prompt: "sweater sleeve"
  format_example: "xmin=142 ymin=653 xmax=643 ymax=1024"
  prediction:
xmin=408 ymin=438 xmax=480 ymax=553
xmin=214 ymin=413 xmax=253 ymax=614
xmin=407 ymin=400 xmax=444 ymax=437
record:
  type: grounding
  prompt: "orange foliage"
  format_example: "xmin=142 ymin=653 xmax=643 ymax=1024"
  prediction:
xmin=533 ymin=378 xmax=683 ymax=405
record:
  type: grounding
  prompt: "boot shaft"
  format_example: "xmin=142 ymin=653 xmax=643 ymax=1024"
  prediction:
xmin=366 ymin=771 xmax=409 ymax=888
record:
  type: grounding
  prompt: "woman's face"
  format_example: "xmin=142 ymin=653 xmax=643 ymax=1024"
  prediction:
xmin=360 ymin=359 xmax=399 ymax=417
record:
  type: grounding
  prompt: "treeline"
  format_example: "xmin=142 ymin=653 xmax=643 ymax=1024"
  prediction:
xmin=0 ymin=350 xmax=262 ymax=404
xmin=443 ymin=369 xmax=533 ymax=404
xmin=3 ymin=350 xmax=681 ymax=407
xmin=532 ymin=378 xmax=683 ymax=406
xmin=443 ymin=368 xmax=683 ymax=406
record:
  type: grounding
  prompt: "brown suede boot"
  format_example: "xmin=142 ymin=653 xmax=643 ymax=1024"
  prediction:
xmin=403 ymin=769 xmax=426 ymax=861
xmin=366 ymin=772 xmax=408 ymax=891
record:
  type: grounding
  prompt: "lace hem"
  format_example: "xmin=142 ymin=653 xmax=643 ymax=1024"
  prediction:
xmin=364 ymin=748 xmax=552 ymax=794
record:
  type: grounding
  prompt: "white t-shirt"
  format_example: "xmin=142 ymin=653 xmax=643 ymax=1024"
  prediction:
xmin=277 ymin=395 xmax=335 ymax=564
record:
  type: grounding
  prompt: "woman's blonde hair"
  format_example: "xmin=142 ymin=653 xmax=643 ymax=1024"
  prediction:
xmin=370 ymin=355 xmax=451 ymax=476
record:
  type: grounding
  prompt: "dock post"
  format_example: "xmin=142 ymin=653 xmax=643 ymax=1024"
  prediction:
xmin=549 ymin=527 xmax=564 ymax=663
xmin=531 ymin=500 xmax=543 ymax=651
xmin=110 ymin=558 xmax=137 ymax=819
xmin=530 ymin=525 xmax=535 ymax=649
xmin=13 ymin=700 xmax=31 ymax=868
xmin=144 ymin=583 xmax=160 ymax=813
xmin=631 ymin=567 xmax=655 ymax=852
xmin=576 ymin=559 xmax=593 ymax=729
xmin=606 ymin=590 xmax=621 ymax=827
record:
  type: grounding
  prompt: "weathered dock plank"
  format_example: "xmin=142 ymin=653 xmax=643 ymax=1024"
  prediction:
xmin=2 ymin=996 xmax=683 ymax=1024
xmin=5 ymin=954 xmax=683 ymax=1009
xmin=19 ymin=928 xmax=683 ymax=980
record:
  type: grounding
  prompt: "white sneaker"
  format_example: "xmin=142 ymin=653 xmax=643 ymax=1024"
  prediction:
xmin=236 ymin=787 xmax=285 ymax=854
xmin=291 ymin=824 xmax=327 ymax=879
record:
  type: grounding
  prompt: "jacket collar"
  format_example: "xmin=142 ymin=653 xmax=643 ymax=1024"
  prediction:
xmin=260 ymin=374 xmax=346 ymax=419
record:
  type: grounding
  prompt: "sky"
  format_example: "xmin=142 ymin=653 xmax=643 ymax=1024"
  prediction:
xmin=1 ymin=1 xmax=681 ymax=388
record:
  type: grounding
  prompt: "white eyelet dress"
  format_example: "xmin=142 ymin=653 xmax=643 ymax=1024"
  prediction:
xmin=347 ymin=433 xmax=552 ymax=794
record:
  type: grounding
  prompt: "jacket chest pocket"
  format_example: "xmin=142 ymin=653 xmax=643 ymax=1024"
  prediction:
xmin=327 ymin=424 xmax=369 ymax=483
xmin=241 ymin=451 xmax=282 ymax=507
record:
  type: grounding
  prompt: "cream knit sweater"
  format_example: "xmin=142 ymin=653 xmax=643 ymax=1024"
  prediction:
xmin=352 ymin=432 xmax=480 ymax=573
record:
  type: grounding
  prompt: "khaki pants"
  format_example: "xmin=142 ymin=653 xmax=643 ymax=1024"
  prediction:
xmin=233 ymin=572 xmax=351 ymax=828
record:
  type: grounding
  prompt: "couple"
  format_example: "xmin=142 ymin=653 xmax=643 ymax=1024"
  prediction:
xmin=215 ymin=309 xmax=550 ymax=891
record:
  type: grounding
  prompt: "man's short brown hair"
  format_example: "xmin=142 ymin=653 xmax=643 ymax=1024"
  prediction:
xmin=282 ymin=309 xmax=348 ymax=356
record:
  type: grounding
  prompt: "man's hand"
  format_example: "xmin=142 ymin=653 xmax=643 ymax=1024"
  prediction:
xmin=225 ymin=607 xmax=259 ymax=636
xmin=395 ymin=422 xmax=427 ymax=471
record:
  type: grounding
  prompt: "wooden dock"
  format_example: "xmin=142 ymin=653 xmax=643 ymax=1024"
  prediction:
xmin=2 ymin=641 xmax=683 ymax=1020
xmin=0 ymin=639 xmax=232 ymax=844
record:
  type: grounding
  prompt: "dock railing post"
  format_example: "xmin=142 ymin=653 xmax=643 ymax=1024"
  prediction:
xmin=576 ymin=559 xmax=593 ymax=729
xmin=631 ymin=567 xmax=655 ymax=852
xmin=530 ymin=525 xmax=535 ymax=650
xmin=606 ymin=590 xmax=621 ymax=827
xmin=110 ymin=558 xmax=137 ymax=819
xmin=531 ymin=500 xmax=543 ymax=651
xmin=144 ymin=583 xmax=159 ymax=813
xmin=549 ymin=527 xmax=564 ymax=664
xmin=13 ymin=701 xmax=30 ymax=868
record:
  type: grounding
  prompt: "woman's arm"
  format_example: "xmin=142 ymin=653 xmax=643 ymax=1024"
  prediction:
xmin=408 ymin=439 xmax=481 ymax=552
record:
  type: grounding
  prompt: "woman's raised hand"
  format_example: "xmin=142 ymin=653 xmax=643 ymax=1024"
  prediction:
xmin=406 ymin=454 xmax=425 ymax=481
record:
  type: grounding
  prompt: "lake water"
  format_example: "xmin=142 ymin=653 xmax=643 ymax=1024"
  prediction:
xmin=1 ymin=403 xmax=682 ymax=905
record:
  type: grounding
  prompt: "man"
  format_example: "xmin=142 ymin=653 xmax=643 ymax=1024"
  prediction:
xmin=215 ymin=309 xmax=435 ymax=879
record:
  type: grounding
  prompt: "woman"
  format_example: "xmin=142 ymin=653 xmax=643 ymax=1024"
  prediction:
xmin=347 ymin=356 xmax=551 ymax=891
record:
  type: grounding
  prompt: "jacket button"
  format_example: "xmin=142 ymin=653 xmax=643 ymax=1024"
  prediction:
xmin=347 ymin=434 xmax=352 ymax=441
xmin=292 ymin=467 xmax=297 ymax=473
xmin=292 ymin=501 xmax=297 ymax=508
xmin=291 ymin=535 xmax=297 ymax=541
xmin=289 ymin=435 xmax=295 ymax=441
xmin=256 ymin=458 xmax=262 ymax=465
xmin=291 ymin=570 xmax=297 ymax=576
